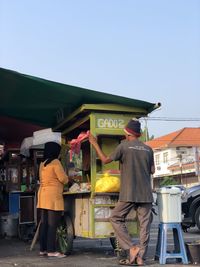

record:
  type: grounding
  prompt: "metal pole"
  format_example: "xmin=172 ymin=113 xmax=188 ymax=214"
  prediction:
xmin=144 ymin=118 xmax=148 ymax=142
xmin=194 ymin=147 xmax=200 ymax=183
xmin=177 ymin=154 xmax=183 ymax=184
xmin=180 ymin=162 xmax=183 ymax=184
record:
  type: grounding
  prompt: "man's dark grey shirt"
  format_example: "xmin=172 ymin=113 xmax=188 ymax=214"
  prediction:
xmin=110 ymin=139 xmax=154 ymax=203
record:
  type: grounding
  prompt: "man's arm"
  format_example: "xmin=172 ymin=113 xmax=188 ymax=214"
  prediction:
xmin=89 ymin=134 xmax=112 ymax=164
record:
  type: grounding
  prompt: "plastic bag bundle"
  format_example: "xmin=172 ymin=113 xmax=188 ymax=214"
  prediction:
xmin=95 ymin=173 xmax=120 ymax=193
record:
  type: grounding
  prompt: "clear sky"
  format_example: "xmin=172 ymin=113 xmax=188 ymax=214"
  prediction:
xmin=1 ymin=0 xmax=200 ymax=138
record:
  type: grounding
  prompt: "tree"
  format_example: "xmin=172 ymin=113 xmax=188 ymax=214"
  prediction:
xmin=140 ymin=127 xmax=154 ymax=142
xmin=160 ymin=177 xmax=178 ymax=187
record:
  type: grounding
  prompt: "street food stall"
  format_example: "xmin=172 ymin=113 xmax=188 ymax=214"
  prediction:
xmin=0 ymin=68 xmax=161 ymax=252
xmin=54 ymin=103 xmax=155 ymax=254
xmin=0 ymin=145 xmax=44 ymax=240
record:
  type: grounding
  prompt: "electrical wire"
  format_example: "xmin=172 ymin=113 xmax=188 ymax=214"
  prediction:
xmin=142 ymin=117 xmax=200 ymax=122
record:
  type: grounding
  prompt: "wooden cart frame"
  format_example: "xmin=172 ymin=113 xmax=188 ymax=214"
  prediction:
xmin=55 ymin=104 xmax=149 ymax=254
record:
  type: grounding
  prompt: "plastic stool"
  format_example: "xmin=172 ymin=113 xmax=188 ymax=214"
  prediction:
xmin=155 ymin=223 xmax=188 ymax=264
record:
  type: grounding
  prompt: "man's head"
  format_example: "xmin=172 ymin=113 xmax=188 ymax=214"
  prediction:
xmin=124 ymin=118 xmax=141 ymax=137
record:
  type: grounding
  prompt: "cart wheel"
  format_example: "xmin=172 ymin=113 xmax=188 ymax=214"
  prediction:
xmin=18 ymin=224 xmax=35 ymax=241
xmin=110 ymin=237 xmax=127 ymax=259
xmin=110 ymin=236 xmax=118 ymax=250
xmin=56 ymin=213 xmax=74 ymax=255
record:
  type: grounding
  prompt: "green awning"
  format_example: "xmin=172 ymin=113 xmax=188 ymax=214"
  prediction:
xmin=0 ymin=67 xmax=160 ymax=128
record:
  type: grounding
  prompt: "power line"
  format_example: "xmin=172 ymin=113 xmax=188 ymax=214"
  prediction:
xmin=142 ymin=117 xmax=200 ymax=122
xmin=147 ymin=139 xmax=200 ymax=141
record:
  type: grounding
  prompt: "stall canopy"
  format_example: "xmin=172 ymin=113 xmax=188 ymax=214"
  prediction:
xmin=0 ymin=67 xmax=160 ymax=144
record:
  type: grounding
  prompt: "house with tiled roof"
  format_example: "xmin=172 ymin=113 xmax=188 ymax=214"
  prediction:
xmin=146 ymin=128 xmax=200 ymax=188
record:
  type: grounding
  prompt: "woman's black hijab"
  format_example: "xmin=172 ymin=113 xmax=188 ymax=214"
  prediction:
xmin=44 ymin=142 xmax=61 ymax=166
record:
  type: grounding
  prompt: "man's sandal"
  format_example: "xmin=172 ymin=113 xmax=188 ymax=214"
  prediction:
xmin=136 ymin=256 xmax=145 ymax=266
xmin=119 ymin=259 xmax=138 ymax=266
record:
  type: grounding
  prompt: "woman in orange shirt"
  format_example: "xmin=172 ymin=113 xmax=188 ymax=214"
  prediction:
xmin=37 ymin=142 xmax=68 ymax=258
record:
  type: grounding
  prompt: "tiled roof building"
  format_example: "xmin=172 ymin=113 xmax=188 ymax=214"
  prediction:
xmin=146 ymin=128 xmax=200 ymax=188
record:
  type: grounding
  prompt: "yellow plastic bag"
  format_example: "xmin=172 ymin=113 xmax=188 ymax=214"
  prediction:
xmin=95 ymin=173 xmax=120 ymax=193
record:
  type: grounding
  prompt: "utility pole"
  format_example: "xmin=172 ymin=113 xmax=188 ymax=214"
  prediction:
xmin=144 ymin=118 xmax=148 ymax=142
xmin=194 ymin=147 xmax=200 ymax=183
xmin=177 ymin=154 xmax=183 ymax=184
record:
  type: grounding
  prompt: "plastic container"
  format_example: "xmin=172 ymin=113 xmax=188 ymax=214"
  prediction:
xmin=185 ymin=241 xmax=200 ymax=264
xmin=156 ymin=187 xmax=182 ymax=223
xmin=0 ymin=213 xmax=19 ymax=237
xmin=33 ymin=128 xmax=61 ymax=145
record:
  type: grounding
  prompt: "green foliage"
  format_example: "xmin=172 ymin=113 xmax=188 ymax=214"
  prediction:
xmin=160 ymin=177 xmax=179 ymax=187
xmin=149 ymin=134 xmax=154 ymax=140
xmin=140 ymin=127 xmax=154 ymax=142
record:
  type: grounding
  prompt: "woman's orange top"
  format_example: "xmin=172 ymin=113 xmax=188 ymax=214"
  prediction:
xmin=37 ymin=159 xmax=68 ymax=211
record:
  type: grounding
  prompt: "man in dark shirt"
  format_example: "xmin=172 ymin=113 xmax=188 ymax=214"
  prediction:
xmin=89 ymin=118 xmax=155 ymax=266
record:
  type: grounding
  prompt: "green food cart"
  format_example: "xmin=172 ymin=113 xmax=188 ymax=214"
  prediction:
xmin=54 ymin=103 xmax=159 ymax=254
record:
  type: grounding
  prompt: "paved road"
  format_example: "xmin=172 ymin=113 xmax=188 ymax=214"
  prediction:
xmin=0 ymin=217 xmax=199 ymax=266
